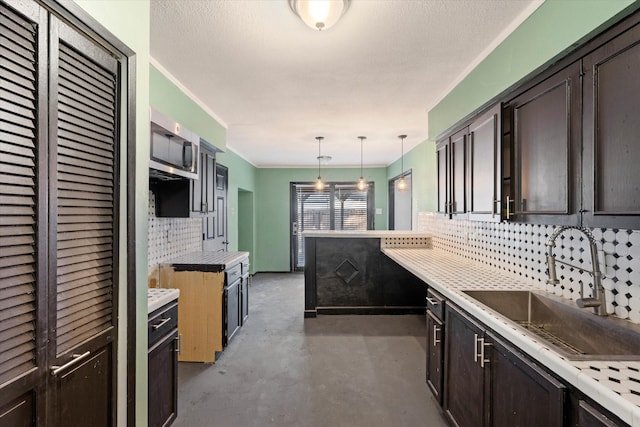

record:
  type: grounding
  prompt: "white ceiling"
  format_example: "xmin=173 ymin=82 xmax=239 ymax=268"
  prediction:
xmin=150 ymin=0 xmax=542 ymax=168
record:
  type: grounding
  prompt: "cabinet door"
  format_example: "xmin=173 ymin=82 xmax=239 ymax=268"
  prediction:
xmin=436 ymin=141 xmax=449 ymax=216
xmin=489 ymin=336 xmax=565 ymax=427
xmin=577 ymin=400 xmax=621 ymax=427
xmin=450 ymin=128 xmax=467 ymax=216
xmin=444 ymin=305 xmax=487 ymax=427
xmin=148 ymin=330 xmax=178 ymax=427
xmin=226 ymin=280 xmax=241 ymax=345
xmin=510 ymin=62 xmax=581 ymax=225
xmin=582 ymin=27 xmax=640 ymax=229
xmin=426 ymin=311 xmax=444 ymax=405
xmin=468 ymin=104 xmax=501 ymax=221
xmin=241 ymin=276 xmax=249 ymax=325
xmin=192 ymin=151 xmax=204 ymax=212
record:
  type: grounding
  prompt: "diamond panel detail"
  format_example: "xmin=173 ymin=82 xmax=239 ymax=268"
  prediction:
xmin=335 ymin=259 xmax=360 ymax=284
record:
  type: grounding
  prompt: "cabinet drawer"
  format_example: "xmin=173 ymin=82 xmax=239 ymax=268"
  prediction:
xmin=226 ymin=263 xmax=242 ymax=283
xmin=148 ymin=302 xmax=178 ymax=347
xmin=426 ymin=288 xmax=445 ymax=320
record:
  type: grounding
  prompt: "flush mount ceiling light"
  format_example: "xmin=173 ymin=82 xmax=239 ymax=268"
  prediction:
xmin=396 ymin=135 xmax=408 ymax=193
xmin=289 ymin=0 xmax=351 ymax=31
xmin=357 ymin=136 xmax=367 ymax=192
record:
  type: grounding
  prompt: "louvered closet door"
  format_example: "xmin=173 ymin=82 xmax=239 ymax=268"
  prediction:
xmin=48 ymin=16 xmax=119 ymax=425
xmin=0 ymin=1 xmax=46 ymax=425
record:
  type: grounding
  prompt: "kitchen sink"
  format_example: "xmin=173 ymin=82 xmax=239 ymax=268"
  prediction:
xmin=462 ymin=290 xmax=640 ymax=360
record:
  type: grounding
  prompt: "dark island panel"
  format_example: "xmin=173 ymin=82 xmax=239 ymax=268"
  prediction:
xmin=304 ymin=236 xmax=426 ymax=317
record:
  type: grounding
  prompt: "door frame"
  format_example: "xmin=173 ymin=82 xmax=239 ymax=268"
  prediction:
xmin=388 ymin=170 xmax=412 ymax=230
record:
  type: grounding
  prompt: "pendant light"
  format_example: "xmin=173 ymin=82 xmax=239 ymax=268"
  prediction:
xmin=315 ymin=136 xmax=325 ymax=191
xmin=357 ymin=136 xmax=367 ymax=191
xmin=396 ymin=135 xmax=408 ymax=192
xmin=289 ymin=0 xmax=351 ymax=31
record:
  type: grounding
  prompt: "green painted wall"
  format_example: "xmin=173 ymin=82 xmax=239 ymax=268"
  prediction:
xmin=254 ymin=167 xmax=388 ymax=272
xmin=72 ymin=1 xmax=150 ymax=425
xmin=387 ymin=140 xmax=437 ymax=218
xmin=149 ymin=65 xmax=226 ymax=150
xmin=429 ymin=0 xmax=638 ymax=139
xmin=238 ymin=190 xmax=255 ymax=273
xmin=149 ymin=67 xmax=258 ymax=254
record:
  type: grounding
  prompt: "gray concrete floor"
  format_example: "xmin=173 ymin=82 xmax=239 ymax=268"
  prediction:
xmin=174 ymin=272 xmax=448 ymax=427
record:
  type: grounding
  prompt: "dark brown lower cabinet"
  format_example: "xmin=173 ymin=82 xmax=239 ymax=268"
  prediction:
xmin=426 ymin=288 xmax=446 ymax=405
xmin=426 ymin=311 xmax=445 ymax=404
xmin=444 ymin=305 xmax=486 ymax=427
xmin=576 ymin=400 xmax=623 ymax=427
xmin=148 ymin=302 xmax=179 ymax=427
xmin=444 ymin=304 xmax=566 ymax=427
xmin=489 ymin=337 xmax=565 ymax=426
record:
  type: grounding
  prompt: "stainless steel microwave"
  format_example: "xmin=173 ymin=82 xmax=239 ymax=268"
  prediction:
xmin=149 ymin=108 xmax=199 ymax=180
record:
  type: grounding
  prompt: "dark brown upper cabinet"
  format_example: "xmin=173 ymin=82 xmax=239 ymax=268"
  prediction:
xmin=468 ymin=104 xmax=502 ymax=222
xmin=437 ymin=103 xmax=502 ymax=222
xmin=437 ymin=127 xmax=468 ymax=219
xmin=505 ymin=61 xmax=582 ymax=226
xmin=582 ymin=22 xmax=640 ymax=229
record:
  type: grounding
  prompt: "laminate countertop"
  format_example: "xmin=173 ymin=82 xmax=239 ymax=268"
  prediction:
xmin=161 ymin=251 xmax=249 ymax=272
xmin=382 ymin=247 xmax=640 ymax=426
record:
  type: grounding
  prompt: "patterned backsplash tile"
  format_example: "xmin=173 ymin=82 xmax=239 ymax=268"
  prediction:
xmin=417 ymin=212 xmax=640 ymax=323
xmin=148 ymin=191 xmax=202 ymax=269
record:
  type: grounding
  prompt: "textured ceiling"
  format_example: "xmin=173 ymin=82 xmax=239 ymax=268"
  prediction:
xmin=150 ymin=0 xmax=541 ymax=167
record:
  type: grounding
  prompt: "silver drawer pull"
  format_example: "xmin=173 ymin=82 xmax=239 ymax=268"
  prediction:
xmin=175 ymin=334 xmax=182 ymax=354
xmin=152 ymin=317 xmax=171 ymax=330
xmin=426 ymin=297 xmax=440 ymax=306
xmin=433 ymin=325 xmax=441 ymax=347
xmin=51 ymin=351 xmax=90 ymax=376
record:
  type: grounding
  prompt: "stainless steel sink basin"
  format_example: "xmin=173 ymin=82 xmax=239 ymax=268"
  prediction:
xmin=463 ymin=290 xmax=640 ymax=360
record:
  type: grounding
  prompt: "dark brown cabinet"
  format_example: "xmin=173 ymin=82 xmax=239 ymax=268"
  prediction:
xmin=444 ymin=305 xmax=486 ymax=427
xmin=436 ymin=128 xmax=468 ymax=218
xmin=436 ymin=103 xmax=502 ymax=222
xmin=192 ymin=142 xmax=217 ymax=239
xmin=148 ymin=301 xmax=179 ymax=427
xmin=444 ymin=304 xmax=566 ymax=427
xmin=506 ymin=61 xmax=582 ymax=225
xmin=581 ymin=22 xmax=640 ymax=229
xmin=577 ymin=400 xmax=622 ymax=427
xmin=489 ymin=336 xmax=565 ymax=427
xmin=468 ymin=104 xmax=502 ymax=221
xmin=426 ymin=289 xmax=445 ymax=405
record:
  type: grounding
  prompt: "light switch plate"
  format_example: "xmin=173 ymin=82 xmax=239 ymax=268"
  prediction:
xmin=375 ymin=208 xmax=382 ymax=215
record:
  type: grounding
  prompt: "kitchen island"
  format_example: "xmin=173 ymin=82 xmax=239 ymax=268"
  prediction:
xmin=303 ymin=231 xmax=430 ymax=317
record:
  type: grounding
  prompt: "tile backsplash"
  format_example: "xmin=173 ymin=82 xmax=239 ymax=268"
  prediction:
xmin=417 ymin=212 xmax=640 ymax=324
xmin=148 ymin=191 xmax=202 ymax=269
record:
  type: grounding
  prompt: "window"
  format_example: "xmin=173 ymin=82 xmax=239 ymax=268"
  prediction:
xmin=291 ymin=182 xmax=375 ymax=270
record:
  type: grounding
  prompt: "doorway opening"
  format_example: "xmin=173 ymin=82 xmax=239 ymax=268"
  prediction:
xmin=389 ymin=171 xmax=412 ymax=230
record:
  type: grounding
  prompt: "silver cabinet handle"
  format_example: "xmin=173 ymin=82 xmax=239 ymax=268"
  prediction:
xmin=473 ymin=334 xmax=491 ymax=368
xmin=152 ymin=317 xmax=171 ymax=330
xmin=51 ymin=351 xmax=90 ymax=376
xmin=474 ymin=334 xmax=480 ymax=363
xmin=433 ymin=325 xmax=441 ymax=347
xmin=175 ymin=334 xmax=182 ymax=354
xmin=480 ymin=340 xmax=491 ymax=368
xmin=505 ymin=196 xmax=515 ymax=219
xmin=426 ymin=297 xmax=439 ymax=306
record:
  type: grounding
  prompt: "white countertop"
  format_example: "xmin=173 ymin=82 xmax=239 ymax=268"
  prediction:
xmin=148 ymin=288 xmax=179 ymax=314
xmin=162 ymin=251 xmax=249 ymax=271
xmin=382 ymin=247 xmax=640 ymax=426
xmin=302 ymin=230 xmax=431 ymax=238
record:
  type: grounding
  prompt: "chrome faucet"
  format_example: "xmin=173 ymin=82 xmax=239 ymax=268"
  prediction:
xmin=545 ymin=226 xmax=607 ymax=316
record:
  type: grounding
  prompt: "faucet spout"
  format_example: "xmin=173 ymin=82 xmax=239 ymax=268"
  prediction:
xmin=545 ymin=226 xmax=607 ymax=316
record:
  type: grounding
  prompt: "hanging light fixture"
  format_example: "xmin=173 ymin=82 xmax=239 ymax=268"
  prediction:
xmin=289 ymin=0 xmax=351 ymax=31
xmin=357 ymin=136 xmax=367 ymax=191
xmin=396 ymin=135 xmax=408 ymax=192
xmin=315 ymin=136 xmax=326 ymax=191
